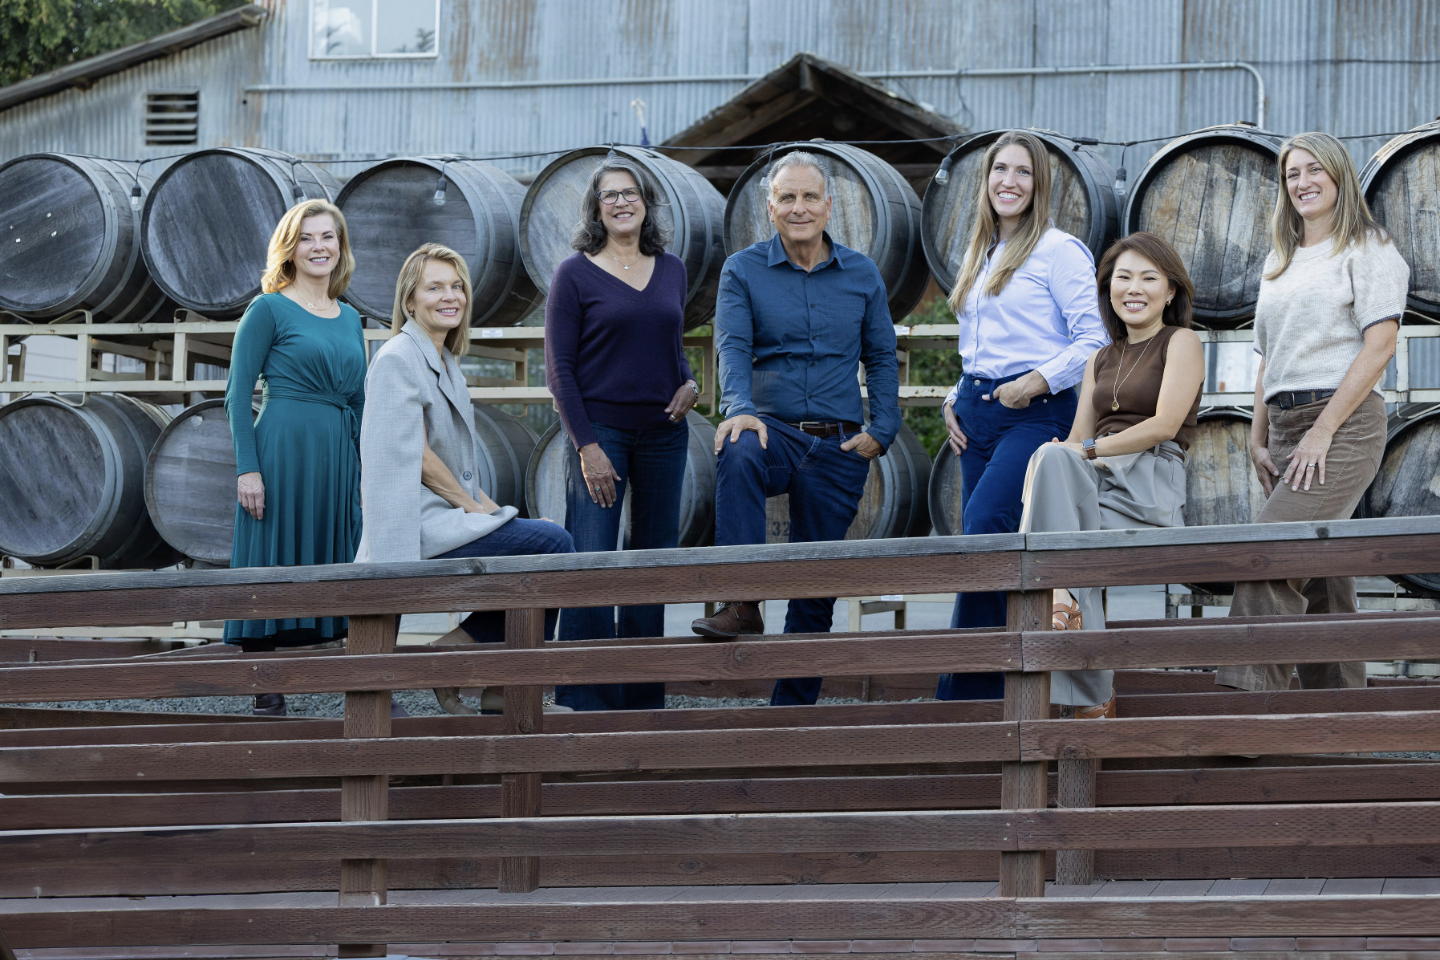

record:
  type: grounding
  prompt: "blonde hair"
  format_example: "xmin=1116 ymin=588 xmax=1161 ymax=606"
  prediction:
xmin=1266 ymin=131 xmax=1389 ymax=280
xmin=948 ymin=130 xmax=1055 ymax=313
xmin=392 ymin=243 xmax=472 ymax=357
xmin=260 ymin=199 xmax=354 ymax=300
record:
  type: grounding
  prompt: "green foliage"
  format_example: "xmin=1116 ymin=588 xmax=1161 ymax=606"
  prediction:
xmin=901 ymin=296 xmax=963 ymax=459
xmin=0 ymin=0 xmax=247 ymax=87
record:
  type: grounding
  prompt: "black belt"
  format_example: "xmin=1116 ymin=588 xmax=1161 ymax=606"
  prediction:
xmin=789 ymin=420 xmax=862 ymax=438
xmin=1269 ymin=389 xmax=1336 ymax=410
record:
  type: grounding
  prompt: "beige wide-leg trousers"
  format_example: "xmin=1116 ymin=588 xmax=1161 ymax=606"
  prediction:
xmin=1021 ymin=441 xmax=1188 ymax=706
xmin=1215 ymin=394 xmax=1386 ymax=692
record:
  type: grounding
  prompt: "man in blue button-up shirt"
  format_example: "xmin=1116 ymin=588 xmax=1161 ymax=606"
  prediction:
xmin=690 ymin=151 xmax=900 ymax=707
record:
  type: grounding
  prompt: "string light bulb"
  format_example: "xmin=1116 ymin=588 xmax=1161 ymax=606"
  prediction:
xmin=1113 ymin=166 xmax=1128 ymax=203
xmin=129 ymin=182 xmax=143 ymax=212
xmin=933 ymin=154 xmax=956 ymax=186
xmin=432 ymin=169 xmax=448 ymax=206
xmin=292 ymin=182 xmax=307 ymax=202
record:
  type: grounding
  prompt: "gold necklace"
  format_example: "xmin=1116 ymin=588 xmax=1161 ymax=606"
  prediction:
xmin=296 ymin=288 xmax=332 ymax=312
xmin=605 ymin=247 xmax=642 ymax=270
xmin=1109 ymin=333 xmax=1158 ymax=412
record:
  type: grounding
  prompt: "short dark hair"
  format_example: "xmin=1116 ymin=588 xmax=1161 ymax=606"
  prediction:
xmin=1096 ymin=232 xmax=1195 ymax=343
xmin=571 ymin=156 xmax=670 ymax=257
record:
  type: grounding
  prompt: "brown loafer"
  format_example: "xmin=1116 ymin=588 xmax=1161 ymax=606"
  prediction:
xmin=691 ymin=601 xmax=764 ymax=639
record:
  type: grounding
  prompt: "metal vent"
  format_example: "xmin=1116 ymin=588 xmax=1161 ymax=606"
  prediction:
xmin=145 ymin=92 xmax=199 ymax=146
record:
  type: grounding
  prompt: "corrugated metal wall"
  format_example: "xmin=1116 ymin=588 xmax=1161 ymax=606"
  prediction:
xmin=2 ymin=1 xmax=1439 ymax=177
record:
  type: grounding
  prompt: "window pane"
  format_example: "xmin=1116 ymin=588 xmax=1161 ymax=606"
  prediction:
xmin=313 ymin=0 xmax=370 ymax=57
xmin=376 ymin=0 xmax=437 ymax=55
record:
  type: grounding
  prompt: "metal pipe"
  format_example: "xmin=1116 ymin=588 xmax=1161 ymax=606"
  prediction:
xmin=243 ymin=60 xmax=1267 ymax=129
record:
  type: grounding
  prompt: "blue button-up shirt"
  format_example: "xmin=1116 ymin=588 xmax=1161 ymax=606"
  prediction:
xmin=943 ymin=227 xmax=1108 ymax=405
xmin=716 ymin=232 xmax=901 ymax=449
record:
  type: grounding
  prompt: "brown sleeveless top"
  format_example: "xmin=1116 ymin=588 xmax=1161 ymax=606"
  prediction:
xmin=1091 ymin=325 xmax=1201 ymax=451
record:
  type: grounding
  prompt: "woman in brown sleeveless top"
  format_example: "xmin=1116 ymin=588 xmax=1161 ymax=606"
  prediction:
xmin=1019 ymin=232 xmax=1205 ymax=717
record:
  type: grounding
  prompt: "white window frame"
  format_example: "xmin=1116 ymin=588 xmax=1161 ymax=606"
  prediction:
xmin=309 ymin=0 xmax=440 ymax=60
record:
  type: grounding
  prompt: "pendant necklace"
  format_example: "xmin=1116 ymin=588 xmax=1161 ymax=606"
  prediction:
xmin=605 ymin=247 xmax=642 ymax=270
xmin=297 ymin=288 xmax=332 ymax=312
xmin=1110 ymin=334 xmax=1157 ymax=412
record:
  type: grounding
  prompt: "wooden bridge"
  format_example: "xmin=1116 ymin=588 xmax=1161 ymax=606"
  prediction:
xmin=3 ymin=517 xmax=1440 ymax=956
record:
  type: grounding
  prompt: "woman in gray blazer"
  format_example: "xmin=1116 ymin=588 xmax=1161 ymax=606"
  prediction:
xmin=357 ymin=243 xmax=574 ymax=714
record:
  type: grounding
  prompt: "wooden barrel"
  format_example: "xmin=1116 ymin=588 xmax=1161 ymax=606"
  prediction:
xmin=336 ymin=157 xmax=540 ymax=325
xmin=519 ymin=146 xmax=725 ymax=330
xmin=921 ymin=129 xmax=1118 ymax=295
xmin=1361 ymin=121 xmax=1440 ymax=319
xmin=728 ymin=142 xmax=930 ymax=321
xmin=1124 ymin=125 xmax=1284 ymax=326
xmin=1358 ymin=405 xmax=1440 ymax=596
xmin=471 ymin=401 xmax=539 ymax=512
xmin=525 ymin=410 xmax=716 ymax=548
xmin=141 ymin=148 xmax=340 ymax=319
xmin=928 ymin=443 xmax=964 ymax=538
xmin=767 ymin=422 xmax=931 ymax=543
xmin=144 ymin=399 xmax=258 ymax=565
xmin=0 ymin=394 xmax=180 ymax=569
xmin=0 ymin=154 xmax=173 ymax=323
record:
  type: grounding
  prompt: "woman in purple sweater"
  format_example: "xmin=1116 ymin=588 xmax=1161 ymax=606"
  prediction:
xmin=546 ymin=156 xmax=699 ymax=711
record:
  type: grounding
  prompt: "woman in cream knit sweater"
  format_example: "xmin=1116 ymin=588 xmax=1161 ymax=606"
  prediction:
xmin=1217 ymin=131 xmax=1409 ymax=693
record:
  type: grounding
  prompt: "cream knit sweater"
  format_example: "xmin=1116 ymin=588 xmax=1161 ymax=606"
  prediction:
xmin=1255 ymin=232 xmax=1409 ymax=402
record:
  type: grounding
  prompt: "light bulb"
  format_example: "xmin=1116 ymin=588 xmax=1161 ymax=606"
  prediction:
xmin=933 ymin=155 xmax=955 ymax=186
xmin=129 ymin=183 xmax=143 ymax=211
xmin=432 ymin=173 xmax=448 ymax=206
xmin=1113 ymin=166 xmax=1128 ymax=202
xmin=292 ymin=183 xmax=307 ymax=202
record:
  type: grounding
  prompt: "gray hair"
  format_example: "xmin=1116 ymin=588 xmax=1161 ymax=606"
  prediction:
xmin=571 ymin=156 xmax=671 ymax=257
xmin=766 ymin=150 xmax=832 ymax=199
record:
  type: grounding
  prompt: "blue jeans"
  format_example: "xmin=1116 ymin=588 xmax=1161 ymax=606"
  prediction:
xmin=714 ymin=415 xmax=872 ymax=706
xmin=556 ymin=419 xmax=688 ymax=712
xmin=437 ymin=517 xmax=575 ymax=644
xmin=937 ymin=373 xmax=1077 ymax=701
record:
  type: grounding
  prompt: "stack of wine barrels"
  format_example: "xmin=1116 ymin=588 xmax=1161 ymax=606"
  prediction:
xmin=470 ymin=402 xmax=540 ymax=514
xmin=520 ymin=146 xmax=726 ymax=330
xmin=768 ymin=423 xmax=931 ymax=543
xmin=728 ymin=142 xmax=930 ymax=321
xmin=526 ymin=410 xmax=717 ymax=549
xmin=337 ymin=157 xmax=540 ymax=325
xmin=921 ymin=129 xmax=1118 ymax=295
xmin=141 ymin=148 xmax=340 ymax=318
xmin=1358 ymin=406 xmax=1440 ymax=596
xmin=0 ymin=154 xmax=173 ymax=323
xmin=1124 ymin=124 xmax=1283 ymax=326
xmin=1362 ymin=120 xmax=1440 ymax=319
xmin=0 ymin=394 xmax=179 ymax=569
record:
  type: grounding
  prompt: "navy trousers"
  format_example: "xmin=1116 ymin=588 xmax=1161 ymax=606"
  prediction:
xmin=936 ymin=373 xmax=1077 ymax=701
xmin=713 ymin=416 xmax=872 ymax=706
xmin=438 ymin=518 xmax=576 ymax=644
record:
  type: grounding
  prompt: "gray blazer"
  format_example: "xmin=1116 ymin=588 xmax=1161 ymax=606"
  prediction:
xmin=354 ymin=320 xmax=518 ymax=562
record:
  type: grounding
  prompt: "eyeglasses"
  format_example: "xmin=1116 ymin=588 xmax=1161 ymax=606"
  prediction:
xmin=597 ymin=188 xmax=642 ymax=205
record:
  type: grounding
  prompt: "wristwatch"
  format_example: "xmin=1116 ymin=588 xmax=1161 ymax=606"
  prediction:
xmin=1082 ymin=438 xmax=1098 ymax=460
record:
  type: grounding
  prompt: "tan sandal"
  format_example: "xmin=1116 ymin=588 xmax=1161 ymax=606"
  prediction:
xmin=1052 ymin=601 xmax=1083 ymax=631
xmin=1072 ymin=696 xmax=1116 ymax=719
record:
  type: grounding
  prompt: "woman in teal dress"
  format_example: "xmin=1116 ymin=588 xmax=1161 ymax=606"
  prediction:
xmin=224 ymin=198 xmax=365 ymax=716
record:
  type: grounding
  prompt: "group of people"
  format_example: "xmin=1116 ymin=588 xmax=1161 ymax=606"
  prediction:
xmin=225 ymin=127 xmax=1408 ymax=719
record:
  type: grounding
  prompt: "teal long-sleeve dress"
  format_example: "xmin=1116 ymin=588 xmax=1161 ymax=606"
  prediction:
xmin=223 ymin=293 xmax=366 ymax=645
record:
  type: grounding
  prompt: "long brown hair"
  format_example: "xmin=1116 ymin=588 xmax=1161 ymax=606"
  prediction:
xmin=1266 ymin=131 xmax=1389 ymax=280
xmin=392 ymin=243 xmax=472 ymax=357
xmin=947 ymin=130 xmax=1055 ymax=312
xmin=260 ymin=199 xmax=354 ymax=300
xmin=1096 ymin=233 xmax=1194 ymax=343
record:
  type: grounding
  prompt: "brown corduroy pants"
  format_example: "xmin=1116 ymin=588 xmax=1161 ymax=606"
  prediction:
xmin=1215 ymin=393 xmax=1386 ymax=692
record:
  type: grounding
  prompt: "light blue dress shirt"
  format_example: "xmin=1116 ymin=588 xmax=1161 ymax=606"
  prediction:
xmin=944 ymin=227 xmax=1109 ymax=405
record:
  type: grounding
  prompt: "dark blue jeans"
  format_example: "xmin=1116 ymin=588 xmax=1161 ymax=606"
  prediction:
xmin=437 ymin=517 xmax=575 ymax=644
xmin=714 ymin=415 xmax=872 ymax=706
xmin=556 ymin=419 xmax=688 ymax=712
xmin=937 ymin=373 xmax=1077 ymax=701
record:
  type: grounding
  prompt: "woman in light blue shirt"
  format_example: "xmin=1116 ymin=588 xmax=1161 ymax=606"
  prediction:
xmin=936 ymin=129 xmax=1109 ymax=701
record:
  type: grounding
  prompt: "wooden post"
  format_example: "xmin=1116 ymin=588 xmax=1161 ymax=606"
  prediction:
xmin=338 ymin=613 xmax=395 ymax=958
xmin=1056 ymin=756 xmax=1098 ymax=885
xmin=499 ymin=606 xmax=544 ymax=893
xmin=999 ymin=590 xmax=1049 ymax=898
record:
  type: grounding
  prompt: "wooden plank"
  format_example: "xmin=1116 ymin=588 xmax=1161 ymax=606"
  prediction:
xmin=338 ymin=614 xmax=393 ymax=958
xmin=1021 ymin=616 xmax=1440 ymax=672
xmin=499 ymin=607 xmax=543 ymax=893
xmin=999 ymin=592 xmax=1049 ymax=898
xmin=0 ymin=632 xmax=1022 ymax=703
xmin=0 ymin=706 xmax=284 ymax=731
xmin=9 ymin=896 xmax=1440 ymax=947
xmin=0 ymin=722 xmax=1020 ymax=783
xmin=0 ymin=637 xmax=173 ymax=663
xmin=1055 ymin=756 xmax=1096 ymax=885
xmin=1022 ymin=711 xmax=1440 ymax=761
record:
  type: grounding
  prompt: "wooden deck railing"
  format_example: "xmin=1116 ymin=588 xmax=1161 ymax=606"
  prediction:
xmin=3 ymin=516 xmax=1440 ymax=951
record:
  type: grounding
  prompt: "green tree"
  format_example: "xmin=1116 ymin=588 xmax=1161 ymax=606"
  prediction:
xmin=901 ymin=296 xmax=963 ymax=459
xmin=1 ymin=0 xmax=247 ymax=87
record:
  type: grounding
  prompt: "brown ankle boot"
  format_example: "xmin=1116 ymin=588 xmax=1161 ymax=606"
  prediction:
xmin=691 ymin=601 xmax=764 ymax=639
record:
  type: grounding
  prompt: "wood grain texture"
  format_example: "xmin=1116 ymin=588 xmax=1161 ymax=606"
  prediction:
xmin=9 ymin=896 xmax=1440 ymax=948
xmin=1000 ymin=592 xmax=1050 ymax=898
xmin=0 ymin=722 xmax=1020 ymax=783
xmin=499 ymin=607 xmax=543 ymax=893
xmin=339 ymin=614 xmax=394 ymax=922
xmin=1363 ymin=124 xmax=1440 ymax=316
xmin=0 ymin=631 xmax=1020 ymax=702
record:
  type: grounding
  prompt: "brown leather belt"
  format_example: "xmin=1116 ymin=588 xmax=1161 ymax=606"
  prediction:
xmin=789 ymin=420 xmax=862 ymax=438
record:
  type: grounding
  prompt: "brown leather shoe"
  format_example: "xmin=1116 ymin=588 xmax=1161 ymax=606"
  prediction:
xmin=691 ymin=601 xmax=764 ymax=639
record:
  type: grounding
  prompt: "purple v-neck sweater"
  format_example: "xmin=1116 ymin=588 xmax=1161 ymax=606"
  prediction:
xmin=544 ymin=251 xmax=694 ymax=450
